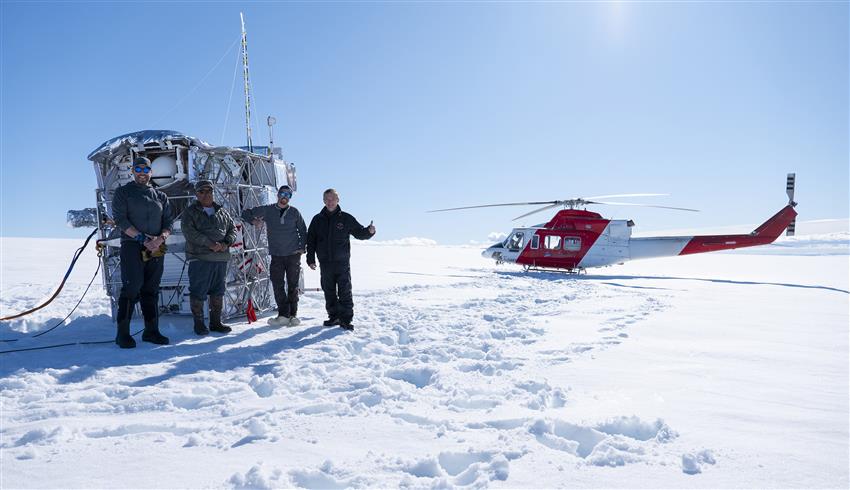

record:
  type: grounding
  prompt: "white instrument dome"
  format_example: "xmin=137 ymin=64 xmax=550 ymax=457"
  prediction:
xmin=150 ymin=155 xmax=178 ymax=185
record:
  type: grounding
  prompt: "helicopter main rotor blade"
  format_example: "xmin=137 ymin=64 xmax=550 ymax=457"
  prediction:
xmin=427 ymin=201 xmax=560 ymax=213
xmin=584 ymin=193 xmax=668 ymax=200
xmin=512 ymin=203 xmax=562 ymax=221
xmin=592 ymin=201 xmax=700 ymax=212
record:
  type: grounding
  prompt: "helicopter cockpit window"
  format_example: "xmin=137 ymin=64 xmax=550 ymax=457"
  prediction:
xmin=531 ymin=234 xmax=540 ymax=249
xmin=544 ymin=235 xmax=561 ymax=250
xmin=507 ymin=232 xmax=524 ymax=251
xmin=563 ymin=237 xmax=581 ymax=251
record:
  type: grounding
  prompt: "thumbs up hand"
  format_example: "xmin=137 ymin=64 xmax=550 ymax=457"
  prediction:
xmin=367 ymin=220 xmax=376 ymax=235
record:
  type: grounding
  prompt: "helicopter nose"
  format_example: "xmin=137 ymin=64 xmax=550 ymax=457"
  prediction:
xmin=482 ymin=243 xmax=502 ymax=259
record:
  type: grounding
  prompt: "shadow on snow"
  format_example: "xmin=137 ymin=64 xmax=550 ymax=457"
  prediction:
xmin=493 ymin=270 xmax=849 ymax=294
xmin=0 ymin=316 xmax=343 ymax=383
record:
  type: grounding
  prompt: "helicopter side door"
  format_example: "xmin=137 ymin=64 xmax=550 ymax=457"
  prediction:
xmin=578 ymin=220 xmax=631 ymax=267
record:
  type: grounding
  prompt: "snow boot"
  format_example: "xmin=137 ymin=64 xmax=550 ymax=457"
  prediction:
xmin=339 ymin=319 xmax=354 ymax=331
xmin=289 ymin=316 xmax=301 ymax=327
xmin=323 ymin=317 xmax=340 ymax=327
xmin=191 ymin=297 xmax=209 ymax=335
xmin=115 ymin=297 xmax=136 ymax=349
xmin=140 ymin=296 xmax=169 ymax=345
xmin=208 ymin=296 xmax=232 ymax=333
xmin=268 ymin=315 xmax=289 ymax=327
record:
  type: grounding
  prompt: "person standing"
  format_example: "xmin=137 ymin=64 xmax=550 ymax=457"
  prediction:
xmin=241 ymin=185 xmax=307 ymax=327
xmin=306 ymin=188 xmax=376 ymax=331
xmin=111 ymin=156 xmax=174 ymax=348
xmin=181 ymin=180 xmax=236 ymax=335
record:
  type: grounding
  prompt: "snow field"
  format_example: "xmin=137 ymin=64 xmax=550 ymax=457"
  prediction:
xmin=1 ymin=236 xmax=848 ymax=488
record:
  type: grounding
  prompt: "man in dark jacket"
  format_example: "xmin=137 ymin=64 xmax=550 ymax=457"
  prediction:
xmin=306 ymin=188 xmax=376 ymax=330
xmin=111 ymin=156 xmax=174 ymax=348
xmin=241 ymin=185 xmax=307 ymax=327
xmin=181 ymin=180 xmax=237 ymax=335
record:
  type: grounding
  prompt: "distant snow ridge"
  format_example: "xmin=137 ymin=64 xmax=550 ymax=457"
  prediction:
xmin=361 ymin=236 xmax=438 ymax=246
xmin=765 ymin=232 xmax=850 ymax=256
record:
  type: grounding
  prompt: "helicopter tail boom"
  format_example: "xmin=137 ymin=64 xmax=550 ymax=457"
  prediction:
xmin=678 ymin=204 xmax=797 ymax=255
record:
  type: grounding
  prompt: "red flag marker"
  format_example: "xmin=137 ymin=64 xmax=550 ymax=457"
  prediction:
xmin=246 ymin=298 xmax=257 ymax=323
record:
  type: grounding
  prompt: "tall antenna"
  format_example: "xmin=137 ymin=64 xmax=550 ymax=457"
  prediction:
xmin=240 ymin=12 xmax=253 ymax=153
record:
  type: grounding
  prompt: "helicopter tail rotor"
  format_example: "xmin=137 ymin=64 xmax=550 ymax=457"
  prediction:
xmin=786 ymin=173 xmax=797 ymax=236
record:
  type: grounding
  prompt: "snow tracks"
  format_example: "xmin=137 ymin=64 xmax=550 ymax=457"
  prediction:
xmin=2 ymin=268 xmax=712 ymax=488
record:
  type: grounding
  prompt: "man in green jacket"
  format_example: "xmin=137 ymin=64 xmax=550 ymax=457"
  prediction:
xmin=181 ymin=180 xmax=236 ymax=335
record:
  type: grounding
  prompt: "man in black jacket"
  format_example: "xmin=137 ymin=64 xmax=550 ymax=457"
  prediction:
xmin=306 ymin=188 xmax=375 ymax=330
xmin=111 ymin=156 xmax=174 ymax=348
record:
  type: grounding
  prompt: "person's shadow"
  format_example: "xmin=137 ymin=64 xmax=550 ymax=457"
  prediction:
xmin=0 ymin=314 xmax=342 ymax=385
xmin=131 ymin=325 xmax=343 ymax=387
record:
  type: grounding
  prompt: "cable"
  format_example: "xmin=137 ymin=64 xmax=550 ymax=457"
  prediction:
xmin=221 ymin=43 xmax=243 ymax=145
xmin=0 ymin=254 xmax=186 ymax=354
xmin=0 ymin=228 xmax=98 ymax=322
xmin=0 ymin=343 xmax=78 ymax=354
xmin=0 ymin=260 xmax=102 ymax=343
xmin=151 ymin=35 xmax=241 ymax=129
xmin=32 ymin=260 xmax=102 ymax=338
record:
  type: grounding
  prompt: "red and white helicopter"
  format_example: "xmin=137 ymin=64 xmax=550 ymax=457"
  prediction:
xmin=430 ymin=174 xmax=798 ymax=273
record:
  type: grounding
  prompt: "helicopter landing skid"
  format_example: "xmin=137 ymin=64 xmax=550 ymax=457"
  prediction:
xmin=522 ymin=265 xmax=586 ymax=275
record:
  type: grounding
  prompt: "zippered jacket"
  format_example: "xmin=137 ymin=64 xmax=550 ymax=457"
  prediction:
xmin=306 ymin=206 xmax=373 ymax=265
xmin=241 ymin=204 xmax=307 ymax=257
xmin=181 ymin=201 xmax=236 ymax=262
xmin=112 ymin=181 xmax=174 ymax=241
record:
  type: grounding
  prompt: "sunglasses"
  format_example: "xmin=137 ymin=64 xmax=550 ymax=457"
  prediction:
xmin=278 ymin=191 xmax=293 ymax=199
xmin=133 ymin=166 xmax=152 ymax=174
xmin=196 ymin=189 xmax=213 ymax=194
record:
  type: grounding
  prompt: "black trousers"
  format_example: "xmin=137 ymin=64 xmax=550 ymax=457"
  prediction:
xmin=319 ymin=261 xmax=353 ymax=322
xmin=118 ymin=241 xmax=164 ymax=322
xmin=270 ymin=254 xmax=301 ymax=317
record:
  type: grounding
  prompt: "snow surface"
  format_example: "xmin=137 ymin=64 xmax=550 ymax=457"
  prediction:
xmin=1 ymin=233 xmax=848 ymax=488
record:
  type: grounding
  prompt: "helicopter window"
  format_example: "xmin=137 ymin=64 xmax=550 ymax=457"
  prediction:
xmin=544 ymin=235 xmax=561 ymax=250
xmin=563 ymin=237 xmax=582 ymax=251
xmin=531 ymin=234 xmax=540 ymax=249
xmin=507 ymin=232 xmax=524 ymax=251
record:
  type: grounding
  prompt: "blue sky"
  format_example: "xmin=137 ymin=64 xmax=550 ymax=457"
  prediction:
xmin=1 ymin=1 xmax=847 ymax=244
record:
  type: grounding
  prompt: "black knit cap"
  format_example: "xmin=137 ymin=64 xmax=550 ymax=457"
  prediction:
xmin=133 ymin=156 xmax=151 ymax=167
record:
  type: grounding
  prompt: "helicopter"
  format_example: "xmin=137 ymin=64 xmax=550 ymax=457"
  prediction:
xmin=429 ymin=174 xmax=798 ymax=273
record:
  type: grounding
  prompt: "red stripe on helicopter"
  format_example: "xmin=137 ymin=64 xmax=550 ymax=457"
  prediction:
xmin=515 ymin=210 xmax=610 ymax=270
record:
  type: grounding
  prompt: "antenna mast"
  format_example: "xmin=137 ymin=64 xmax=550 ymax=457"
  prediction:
xmin=240 ymin=12 xmax=253 ymax=153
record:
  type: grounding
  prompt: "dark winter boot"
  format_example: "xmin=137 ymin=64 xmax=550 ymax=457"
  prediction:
xmin=208 ymin=296 xmax=232 ymax=334
xmin=140 ymin=296 xmax=169 ymax=345
xmin=322 ymin=317 xmax=340 ymax=327
xmin=191 ymin=297 xmax=209 ymax=335
xmin=115 ymin=297 xmax=136 ymax=349
xmin=339 ymin=319 xmax=354 ymax=331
